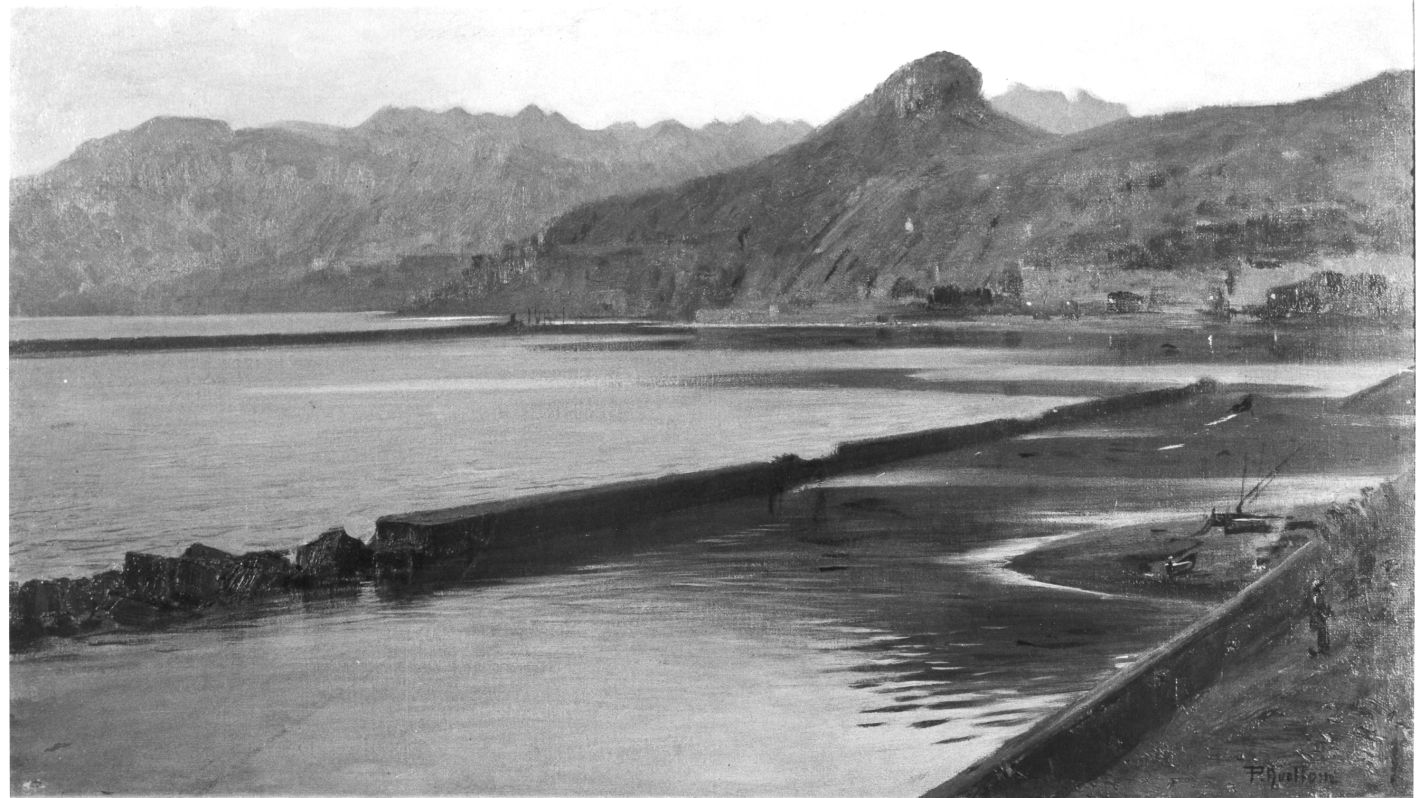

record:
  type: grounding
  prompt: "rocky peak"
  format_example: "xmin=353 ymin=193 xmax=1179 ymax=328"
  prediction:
xmin=870 ymin=52 xmax=985 ymax=119
xmin=515 ymin=104 xmax=548 ymax=122
xmin=650 ymin=119 xmax=692 ymax=138
xmin=360 ymin=105 xmax=437 ymax=132
xmin=66 ymin=116 xmax=232 ymax=167
xmin=135 ymin=115 xmax=233 ymax=136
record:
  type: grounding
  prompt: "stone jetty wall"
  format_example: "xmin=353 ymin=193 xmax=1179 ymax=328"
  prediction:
xmin=369 ymin=382 xmax=1209 ymax=581
xmin=9 ymin=380 xmax=1208 ymax=649
xmin=923 ymin=472 xmax=1413 ymax=798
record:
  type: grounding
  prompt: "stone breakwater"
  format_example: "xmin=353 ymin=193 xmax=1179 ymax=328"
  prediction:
xmin=9 ymin=528 xmax=372 ymax=644
xmin=922 ymin=470 xmax=1414 ymax=798
xmin=9 ymin=381 xmax=1209 ymax=650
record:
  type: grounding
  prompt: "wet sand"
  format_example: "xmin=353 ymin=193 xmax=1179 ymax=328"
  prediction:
xmin=1008 ymin=379 xmax=1413 ymax=599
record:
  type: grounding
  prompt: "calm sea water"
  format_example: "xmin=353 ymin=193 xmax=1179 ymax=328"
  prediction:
xmin=13 ymin=336 xmax=1076 ymax=578
xmin=9 ymin=314 xmax=1412 ymax=795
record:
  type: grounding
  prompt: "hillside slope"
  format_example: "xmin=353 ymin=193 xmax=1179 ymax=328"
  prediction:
xmin=411 ymin=54 xmax=1413 ymax=319
xmin=10 ymin=108 xmax=810 ymax=314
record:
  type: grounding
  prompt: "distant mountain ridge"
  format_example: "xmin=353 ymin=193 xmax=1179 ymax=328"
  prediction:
xmin=409 ymin=54 xmax=1412 ymax=319
xmin=10 ymin=106 xmax=811 ymax=314
xmin=988 ymin=84 xmax=1130 ymax=134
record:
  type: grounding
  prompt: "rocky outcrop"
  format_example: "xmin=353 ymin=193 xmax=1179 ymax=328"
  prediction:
xmin=296 ymin=527 xmax=374 ymax=581
xmin=870 ymin=52 xmax=987 ymax=120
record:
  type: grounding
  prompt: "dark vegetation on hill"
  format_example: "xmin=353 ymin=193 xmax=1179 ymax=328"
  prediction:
xmin=410 ymin=54 xmax=1413 ymax=320
xmin=10 ymin=107 xmax=811 ymax=314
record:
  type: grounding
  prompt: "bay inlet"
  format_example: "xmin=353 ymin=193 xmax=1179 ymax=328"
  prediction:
xmin=9 ymin=314 xmax=1411 ymax=794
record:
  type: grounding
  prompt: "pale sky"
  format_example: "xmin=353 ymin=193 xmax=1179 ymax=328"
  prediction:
xmin=9 ymin=1 xmax=1415 ymax=176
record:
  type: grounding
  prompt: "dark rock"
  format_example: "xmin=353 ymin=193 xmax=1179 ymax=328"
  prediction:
xmin=54 ymin=577 xmax=98 ymax=627
xmin=10 ymin=572 xmax=123 ymax=642
xmin=10 ymin=581 xmax=46 ymax=642
xmin=27 ymin=579 xmax=64 ymax=620
xmin=10 ymin=582 xmax=25 ymax=626
xmin=181 ymin=543 xmax=235 ymax=564
xmin=172 ymin=559 xmax=225 ymax=606
xmin=122 ymin=552 xmax=177 ymax=604
xmin=106 ymin=597 xmax=164 ymax=628
xmin=9 ymin=615 xmax=44 ymax=645
xmin=296 ymin=527 xmax=373 ymax=581
xmin=171 ymin=543 xmax=236 ymax=605
xmin=91 ymin=570 xmax=123 ymax=600
xmin=11 ymin=579 xmax=83 ymax=636
xmin=222 ymin=550 xmax=295 ymax=596
xmin=371 ymin=541 xmax=422 ymax=583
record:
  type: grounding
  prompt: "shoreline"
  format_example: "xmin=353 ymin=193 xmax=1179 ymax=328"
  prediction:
xmin=10 ymin=309 xmax=1413 ymax=357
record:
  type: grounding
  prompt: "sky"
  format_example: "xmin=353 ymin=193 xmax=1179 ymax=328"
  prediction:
xmin=8 ymin=1 xmax=1415 ymax=176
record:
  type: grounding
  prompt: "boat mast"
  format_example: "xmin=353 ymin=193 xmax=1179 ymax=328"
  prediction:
xmin=1236 ymin=458 xmax=1248 ymax=515
xmin=1237 ymin=447 xmax=1301 ymax=514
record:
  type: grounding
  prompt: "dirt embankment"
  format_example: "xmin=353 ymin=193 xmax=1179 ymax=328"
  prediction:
xmin=945 ymin=367 xmax=1414 ymax=797
xmin=1069 ymin=470 xmax=1414 ymax=798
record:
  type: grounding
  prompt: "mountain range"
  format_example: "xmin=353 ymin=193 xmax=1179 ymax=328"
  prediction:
xmin=409 ymin=53 xmax=1413 ymax=319
xmin=988 ymin=84 xmax=1130 ymax=134
xmin=10 ymin=107 xmax=811 ymax=314
xmin=12 ymin=53 xmax=1412 ymax=319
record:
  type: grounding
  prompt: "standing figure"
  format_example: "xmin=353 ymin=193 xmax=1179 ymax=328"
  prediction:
xmin=1308 ymin=579 xmax=1332 ymax=656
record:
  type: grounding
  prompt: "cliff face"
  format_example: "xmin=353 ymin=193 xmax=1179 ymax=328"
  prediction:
xmin=988 ymin=84 xmax=1130 ymax=134
xmin=10 ymin=108 xmax=811 ymax=314
xmin=410 ymin=56 xmax=1413 ymax=319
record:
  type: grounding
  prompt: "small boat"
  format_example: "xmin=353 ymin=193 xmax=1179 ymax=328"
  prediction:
xmin=1198 ymin=448 xmax=1298 ymax=535
xmin=1163 ymin=552 xmax=1198 ymax=578
xmin=1202 ymin=508 xmax=1284 ymax=535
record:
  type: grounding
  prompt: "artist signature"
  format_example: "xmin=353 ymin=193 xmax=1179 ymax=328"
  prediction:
xmin=1243 ymin=763 xmax=1338 ymax=788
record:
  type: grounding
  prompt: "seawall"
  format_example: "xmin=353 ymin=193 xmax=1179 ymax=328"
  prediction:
xmin=923 ymin=472 xmax=1412 ymax=798
xmin=371 ymin=381 xmax=1211 ymax=578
